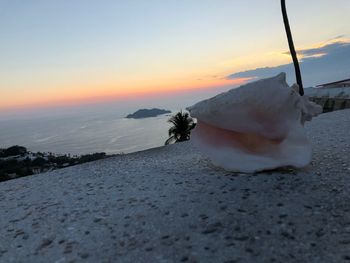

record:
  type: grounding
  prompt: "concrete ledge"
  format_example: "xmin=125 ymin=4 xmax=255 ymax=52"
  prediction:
xmin=0 ymin=110 xmax=349 ymax=263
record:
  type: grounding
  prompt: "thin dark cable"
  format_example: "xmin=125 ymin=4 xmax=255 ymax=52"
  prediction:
xmin=281 ymin=0 xmax=304 ymax=96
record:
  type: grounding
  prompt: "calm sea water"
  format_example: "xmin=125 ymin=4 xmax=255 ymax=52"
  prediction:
xmin=0 ymin=85 xmax=237 ymax=155
xmin=0 ymin=114 xmax=172 ymax=155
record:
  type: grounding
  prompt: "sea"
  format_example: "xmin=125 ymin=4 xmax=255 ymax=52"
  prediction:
xmin=0 ymin=112 xmax=172 ymax=155
xmin=0 ymin=87 xmax=236 ymax=155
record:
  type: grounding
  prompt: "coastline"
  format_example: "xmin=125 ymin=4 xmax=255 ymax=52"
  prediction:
xmin=0 ymin=114 xmax=171 ymax=156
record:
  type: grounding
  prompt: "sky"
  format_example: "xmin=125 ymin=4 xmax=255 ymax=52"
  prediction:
xmin=1 ymin=0 xmax=350 ymax=113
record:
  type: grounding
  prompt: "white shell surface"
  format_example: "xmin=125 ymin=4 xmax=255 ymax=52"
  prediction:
xmin=187 ymin=73 xmax=322 ymax=173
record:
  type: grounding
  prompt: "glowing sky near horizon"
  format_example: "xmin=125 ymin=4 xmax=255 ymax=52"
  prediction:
xmin=1 ymin=0 xmax=349 ymax=111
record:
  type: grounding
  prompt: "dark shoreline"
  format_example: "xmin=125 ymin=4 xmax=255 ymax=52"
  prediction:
xmin=0 ymin=145 xmax=115 ymax=182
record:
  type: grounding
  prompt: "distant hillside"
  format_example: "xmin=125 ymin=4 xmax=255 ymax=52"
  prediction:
xmin=126 ymin=108 xmax=171 ymax=119
xmin=0 ymin=145 xmax=111 ymax=182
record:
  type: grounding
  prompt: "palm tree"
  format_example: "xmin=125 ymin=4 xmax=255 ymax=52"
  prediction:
xmin=165 ymin=111 xmax=196 ymax=145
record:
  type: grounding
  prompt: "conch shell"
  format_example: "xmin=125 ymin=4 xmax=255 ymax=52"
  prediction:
xmin=187 ymin=73 xmax=322 ymax=173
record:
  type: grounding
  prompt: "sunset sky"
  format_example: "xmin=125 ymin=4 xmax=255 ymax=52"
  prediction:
xmin=1 ymin=0 xmax=349 ymax=112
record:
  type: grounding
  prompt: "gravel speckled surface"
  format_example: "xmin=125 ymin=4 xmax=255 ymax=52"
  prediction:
xmin=0 ymin=110 xmax=349 ymax=263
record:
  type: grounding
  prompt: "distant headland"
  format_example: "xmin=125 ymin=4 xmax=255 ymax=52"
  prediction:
xmin=126 ymin=108 xmax=171 ymax=119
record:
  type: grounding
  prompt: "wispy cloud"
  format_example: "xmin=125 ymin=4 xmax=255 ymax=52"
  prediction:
xmin=283 ymin=40 xmax=350 ymax=59
xmin=227 ymin=38 xmax=350 ymax=87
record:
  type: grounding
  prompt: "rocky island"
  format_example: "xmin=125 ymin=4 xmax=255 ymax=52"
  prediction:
xmin=126 ymin=108 xmax=171 ymax=119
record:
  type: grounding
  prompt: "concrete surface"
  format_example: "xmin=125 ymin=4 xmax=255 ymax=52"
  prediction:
xmin=0 ymin=110 xmax=349 ymax=263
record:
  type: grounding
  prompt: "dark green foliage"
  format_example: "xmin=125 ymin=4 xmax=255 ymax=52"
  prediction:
xmin=0 ymin=159 xmax=19 ymax=173
xmin=79 ymin=153 xmax=106 ymax=163
xmin=165 ymin=111 xmax=196 ymax=145
xmin=0 ymin=145 xmax=27 ymax=157
xmin=52 ymin=155 xmax=73 ymax=166
xmin=32 ymin=157 xmax=47 ymax=167
xmin=0 ymin=145 xmax=111 ymax=182
xmin=323 ymin=99 xmax=335 ymax=113
xmin=340 ymin=100 xmax=347 ymax=110
xmin=0 ymin=171 xmax=11 ymax=182
xmin=0 ymin=158 xmax=33 ymax=182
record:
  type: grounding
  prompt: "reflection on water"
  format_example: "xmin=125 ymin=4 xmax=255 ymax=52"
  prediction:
xmin=0 ymin=115 xmax=172 ymax=155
